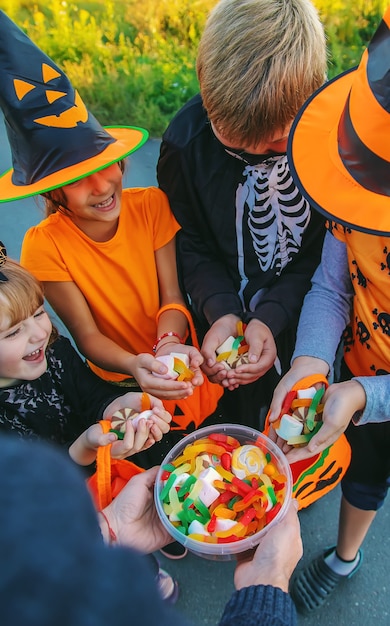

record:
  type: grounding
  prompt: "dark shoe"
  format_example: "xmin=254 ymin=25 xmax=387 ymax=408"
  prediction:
xmin=160 ymin=541 xmax=188 ymax=560
xmin=156 ymin=567 xmax=179 ymax=604
xmin=290 ymin=546 xmax=363 ymax=614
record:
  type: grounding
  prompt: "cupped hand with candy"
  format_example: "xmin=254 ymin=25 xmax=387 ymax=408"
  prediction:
xmin=282 ymin=379 xmax=366 ymax=464
xmin=200 ymin=314 xmax=242 ymax=386
xmin=234 ymin=499 xmax=302 ymax=593
xmin=224 ymin=319 xmax=277 ymax=390
xmin=268 ymin=356 xmax=330 ymax=425
xmin=267 ymin=355 xmax=329 ymax=452
xmin=69 ymin=392 xmax=172 ymax=466
xmin=129 ymin=351 xmax=202 ymax=400
xmin=154 ymin=341 xmax=204 ymax=386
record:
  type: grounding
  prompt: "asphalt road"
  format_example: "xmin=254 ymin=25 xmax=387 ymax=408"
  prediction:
xmin=1 ymin=116 xmax=389 ymax=625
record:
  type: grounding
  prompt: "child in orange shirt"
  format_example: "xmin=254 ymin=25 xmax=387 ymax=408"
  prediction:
xmin=0 ymin=11 xmax=223 ymax=475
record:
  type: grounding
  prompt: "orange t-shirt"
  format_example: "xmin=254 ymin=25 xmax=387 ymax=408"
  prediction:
xmin=332 ymin=224 xmax=390 ymax=376
xmin=21 ymin=186 xmax=180 ymax=381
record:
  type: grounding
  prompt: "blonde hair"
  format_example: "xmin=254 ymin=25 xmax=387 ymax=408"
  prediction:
xmin=0 ymin=260 xmax=57 ymax=343
xmin=197 ymin=0 xmax=327 ymax=146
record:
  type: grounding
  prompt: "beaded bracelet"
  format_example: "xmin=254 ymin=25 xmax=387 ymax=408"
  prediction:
xmin=99 ymin=510 xmax=117 ymax=544
xmin=152 ymin=331 xmax=183 ymax=353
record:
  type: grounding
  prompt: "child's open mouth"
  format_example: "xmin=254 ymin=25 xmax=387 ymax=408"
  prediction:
xmin=23 ymin=347 xmax=44 ymax=362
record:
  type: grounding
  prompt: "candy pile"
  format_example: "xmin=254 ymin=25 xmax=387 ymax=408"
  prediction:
xmin=158 ymin=433 xmax=288 ymax=544
xmin=216 ymin=322 xmax=249 ymax=369
xmin=274 ymin=385 xmax=325 ymax=446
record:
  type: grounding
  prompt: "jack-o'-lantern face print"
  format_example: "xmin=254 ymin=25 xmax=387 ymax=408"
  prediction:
xmin=13 ymin=62 xmax=88 ymax=128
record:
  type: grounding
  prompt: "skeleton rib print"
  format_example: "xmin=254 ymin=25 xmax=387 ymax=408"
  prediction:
xmin=236 ymin=155 xmax=310 ymax=295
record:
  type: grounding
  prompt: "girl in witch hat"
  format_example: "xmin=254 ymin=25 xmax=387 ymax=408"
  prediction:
xmin=268 ymin=6 xmax=390 ymax=614
xmin=0 ymin=11 xmax=224 ymax=476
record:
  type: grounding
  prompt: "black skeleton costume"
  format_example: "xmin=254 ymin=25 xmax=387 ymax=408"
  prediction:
xmin=157 ymin=94 xmax=325 ymax=427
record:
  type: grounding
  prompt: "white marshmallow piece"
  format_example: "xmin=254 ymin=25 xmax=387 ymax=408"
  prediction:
xmin=216 ymin=335 xmax=236 ymax=355
xmin=196 ymin=467 xmax=221 ymax=507
xmin=214 ymin=518 xmax=237 ymax=532
xmin=297 ymin=386 xmax=317 ymax=400
xmin=172 ymin=472 xmax=191 ymax=489
xmin=170 ymin=353 xmax=190 ymax=368
xmin=188 ymin=520 xmax=210 ymax=536
xmin=130 ymin=409 xmax=154 ymax=429
xmin=153 ymin=354 xmax=179 ymax=379
xmin=276 ymin=414 xmax=304 ymax=441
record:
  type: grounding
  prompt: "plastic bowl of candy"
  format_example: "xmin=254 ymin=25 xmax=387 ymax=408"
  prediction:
xmin=154 ymin=423 xmax=292 ymax=561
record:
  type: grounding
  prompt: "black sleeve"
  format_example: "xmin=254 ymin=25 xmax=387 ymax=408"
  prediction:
xmin=244 ymin=209 xmax=326 ymax=338
xmin=158 ymin=138 xmax=244 ymax=327
xmin=54 ymin=337 xmax=124 ymax=423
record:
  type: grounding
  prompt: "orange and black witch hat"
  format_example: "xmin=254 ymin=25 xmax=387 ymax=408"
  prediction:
xmin=0 ymin=10 xmax=148 ymax=202
xmin=288 ymin=7 xmax=390 ymax=236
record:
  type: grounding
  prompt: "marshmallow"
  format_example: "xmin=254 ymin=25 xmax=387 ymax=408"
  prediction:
xmin=170 ymin=353 xmax=189 ymax=368
xmin=188 ymin=520 xmax=210 ymax=536
xmin=130 ymin=409 xmax=154 ymax=428
xmin=111 ymin=407 xmax=154 ymax=434
xmin=216 ymin=335 xmax=235 ymax=355
xmin=276 ymin=414 xmax=304 ymax=441
xmin=197 ymin=467 xmax=221 ymax=507
xmin=214 ymin=518 xmax=237 ymax=532
xmin=153 ymin=354 xmax=179 ymax=379
xmin=297 ymin=386 xmax=317 ymax=400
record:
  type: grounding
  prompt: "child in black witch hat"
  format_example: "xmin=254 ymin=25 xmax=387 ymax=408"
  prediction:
xmin=0 ymin=9 xmax=224 ymax=464
xmin=0 ymin=9 xmax=225 ymax=560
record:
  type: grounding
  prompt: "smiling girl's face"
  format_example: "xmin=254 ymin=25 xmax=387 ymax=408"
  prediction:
xmin=0 ymin=259 xmax=52 ymax=385
xmin=0 ymin=306 xmax=52 ymax=384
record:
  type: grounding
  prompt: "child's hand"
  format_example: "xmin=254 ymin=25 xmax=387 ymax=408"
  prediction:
xmin=224 ymin=319 xmax=277 ymax=389
xmin=102 ymin=466 xmax=172 ymax=552
xmin=77 ymin=410 xmax=170 ymax=462
xmin=104 ymin=392 xmax=172 ymax=457
xmin=130 ymin=353 xmax=201 ymax=400
xmin=284 ymin=379 xmax=366 ymax=463
xmin=268 ymin=356 xmax=329 ymax=425
xmin=70 ymin=393 xmax=172 ymax=465
xmin=200 ymin=314 xmax=241 ymax=385
xmin=154 ymin=343 xmax=204 ymax=388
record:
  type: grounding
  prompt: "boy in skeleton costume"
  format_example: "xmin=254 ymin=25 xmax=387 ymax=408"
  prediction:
xmin=157 ymin=0 xmax=327 ymax=428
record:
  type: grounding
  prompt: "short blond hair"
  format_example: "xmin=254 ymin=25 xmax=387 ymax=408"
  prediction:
xmin=0 ymin=259 xmax=44 ymax=330
xmin=197 ymin=0 xmax=327 ymax=146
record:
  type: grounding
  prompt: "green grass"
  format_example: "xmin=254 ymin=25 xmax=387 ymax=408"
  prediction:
xmin=0 ymin=0 xmax=387 ymax=136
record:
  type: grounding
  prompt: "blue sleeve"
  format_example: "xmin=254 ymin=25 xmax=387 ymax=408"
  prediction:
xmin=219 ymin=585 xmax=297 ymax=626
xmin=292 ymin=231 xmax=353 ymax=375
xmin=352 ymin=375 xmax=390 ymax=425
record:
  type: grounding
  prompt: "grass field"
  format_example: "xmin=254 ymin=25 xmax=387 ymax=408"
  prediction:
xmin=0 ymin=0 xmax=387 ymax=135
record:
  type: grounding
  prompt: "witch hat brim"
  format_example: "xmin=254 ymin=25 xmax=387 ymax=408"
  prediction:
xmin=0 ymin=10 xmax=148 ymax=203
xmin=0 ymin=125 xmax=148 ymax=202
xmin=288 ymin=9 xmax=390 ymax=236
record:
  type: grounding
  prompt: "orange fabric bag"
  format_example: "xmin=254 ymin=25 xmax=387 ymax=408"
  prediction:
xmin=264 ymin=374 xmax=351 ymax=510
xmin=87 ymin=419 xmax=144 ymax=510
xmin=87 ymin=390 xmax=151 ymax=509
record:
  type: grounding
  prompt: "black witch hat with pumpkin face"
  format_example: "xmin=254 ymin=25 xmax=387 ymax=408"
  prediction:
xmin=0 ymin=10 xmax=148 ymax=202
